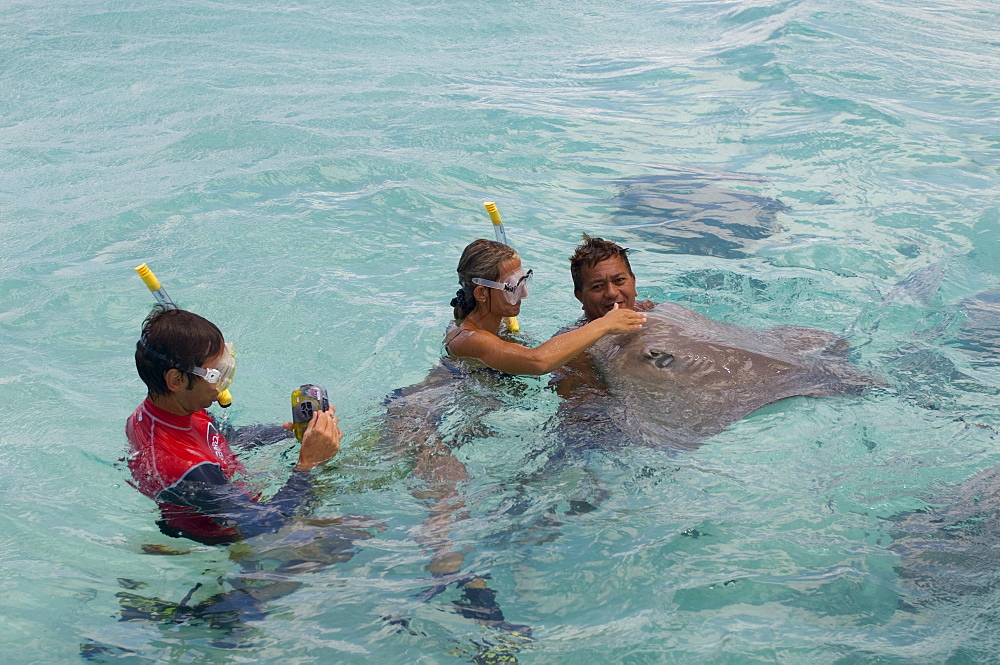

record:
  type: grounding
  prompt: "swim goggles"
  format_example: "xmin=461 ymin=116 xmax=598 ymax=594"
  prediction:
xmin=189 ymin=342 xmax=237 ymax=393
xmin=472 ymin=268 xmax=532 ymax=305
xmin=139 ymin=337 xmax=237 ymax=393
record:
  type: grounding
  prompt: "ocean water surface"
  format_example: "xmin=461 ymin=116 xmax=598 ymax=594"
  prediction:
xmin=1 ymin=0 xmax=998 ymax=662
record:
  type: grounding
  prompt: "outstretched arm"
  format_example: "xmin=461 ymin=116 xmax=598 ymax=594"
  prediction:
xmin=450 ymin=305 xmax=646 ymax=376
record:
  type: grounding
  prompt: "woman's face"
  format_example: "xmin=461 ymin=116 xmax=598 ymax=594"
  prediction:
xmin=481 ymin=256 xmax=525 ymax=317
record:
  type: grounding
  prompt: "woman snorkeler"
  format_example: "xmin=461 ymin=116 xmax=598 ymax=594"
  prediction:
xmin=446 ymin=239 xmax=646 ymax=374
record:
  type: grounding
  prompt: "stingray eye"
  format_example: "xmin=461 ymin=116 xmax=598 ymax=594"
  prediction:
xmin=646 ymin=350 xmax=674 ymax=368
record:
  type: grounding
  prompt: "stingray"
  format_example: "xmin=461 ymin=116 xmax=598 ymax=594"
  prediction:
xmin=882 ymin=260 xmax=999 ymax=359
xmin=608 ymin=168 xmax=789 ymax=259
xmin=887 ymin=465 xmax=1000 ymax=615
xmin=874 ymin=263 xmax=999 ymax=414
xmin=953 ymin=289 xmax=1000 ymax=358
xmin=587 ymin=303 xmax=878 ymax=449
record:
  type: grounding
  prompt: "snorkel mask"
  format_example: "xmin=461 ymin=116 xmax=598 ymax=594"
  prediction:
xmin=473 ymin=267 xmax=532 ymax=305
xmin=189 ymin=342 xmax=237 ymax=394
xmin=138 ymin=338 xmax=237 ymax=397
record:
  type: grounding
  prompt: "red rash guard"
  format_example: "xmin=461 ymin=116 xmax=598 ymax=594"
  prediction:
xmin=125 ymin=398 xmax=311 ymax=544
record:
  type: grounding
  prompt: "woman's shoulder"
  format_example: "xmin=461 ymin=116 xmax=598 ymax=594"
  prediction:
xmin=443 ymin=321 xmax=481 ymax=357
xmin=447 ymin=317 xmax=505 ymax=340
xmin=441 ymin=324 xmax=503 ymax=377
xmin=445 ymin=320 xmax=521 ymax=368
xmin=444 ymin=322 xmax=472 ymax=355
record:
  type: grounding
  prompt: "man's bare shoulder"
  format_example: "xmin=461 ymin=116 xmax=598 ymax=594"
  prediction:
xmin=551 ymin=317 xmax=604 ymax=399
xmin=554 ymin=318 xmax=586 ymax=336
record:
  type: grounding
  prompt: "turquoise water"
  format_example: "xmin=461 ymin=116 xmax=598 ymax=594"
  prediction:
xmin=2 ymin=0 xmax=998 ymax=662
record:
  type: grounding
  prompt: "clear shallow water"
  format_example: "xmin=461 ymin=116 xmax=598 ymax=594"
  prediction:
xmin=1 ymin=0 xmax=998 ymax=662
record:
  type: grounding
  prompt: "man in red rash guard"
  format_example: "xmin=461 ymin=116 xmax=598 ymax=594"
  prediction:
xmin=126 ymin=307 xmax=341 ymax=545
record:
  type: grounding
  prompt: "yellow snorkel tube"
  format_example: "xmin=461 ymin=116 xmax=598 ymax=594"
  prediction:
xmin=483 ymin=202 xmax=520 ymax=333
xmin=135 ymin=263 xmax=176 ymax=311
xmin=134 ymin=263 xmax=233 ymax=408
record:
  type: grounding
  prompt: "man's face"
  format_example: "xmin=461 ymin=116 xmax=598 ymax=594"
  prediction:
xmin=168 ymin=346 xmax=228 ymax=414
xmin=575 ymin=255 xmax=638 ymax=321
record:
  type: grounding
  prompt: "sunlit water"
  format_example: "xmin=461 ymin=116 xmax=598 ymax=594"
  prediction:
xmin=1 ymin=0 xmax=998 ymax=662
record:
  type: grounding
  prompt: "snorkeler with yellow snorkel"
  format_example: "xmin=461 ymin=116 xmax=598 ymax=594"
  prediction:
xmin=126 ymin=265 xmax=342 ymax=543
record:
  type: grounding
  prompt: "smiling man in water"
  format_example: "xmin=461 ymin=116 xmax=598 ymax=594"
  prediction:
xmin=552 ymin=235 xmax=656 ymax=397
xmin=570 ymin=234 xmax=656 ymax=322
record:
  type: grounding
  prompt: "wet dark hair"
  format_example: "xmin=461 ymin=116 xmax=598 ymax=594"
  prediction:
xmin=135 ymin=306 xmax=225 ymax=398
xmin=569 ymin=234 xmax=635 ymax=293
xmin=451 ymin=239 xmax=518 ymax=320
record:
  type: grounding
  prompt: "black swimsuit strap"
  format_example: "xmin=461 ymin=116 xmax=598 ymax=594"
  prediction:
xmin=444 ymin=327 xmax=474 ymax=357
